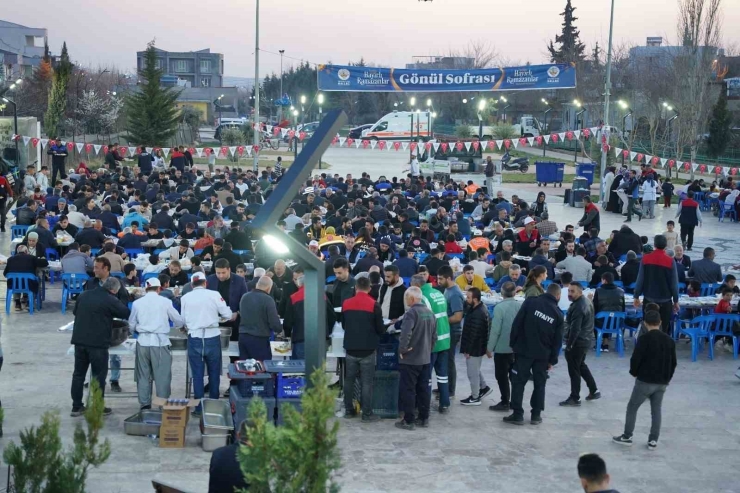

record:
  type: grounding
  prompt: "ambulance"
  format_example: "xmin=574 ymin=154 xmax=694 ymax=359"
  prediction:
xmin=361 ymin=111 xmax=432 ymax=141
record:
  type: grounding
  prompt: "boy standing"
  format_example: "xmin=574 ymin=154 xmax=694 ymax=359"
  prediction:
xmin=613 ymin=310 xmax=676 ymax=450
xmin=662 ymin=178 xmax=674 ymax=208
xmin=663 ymin=221 xmax=679 ymax=250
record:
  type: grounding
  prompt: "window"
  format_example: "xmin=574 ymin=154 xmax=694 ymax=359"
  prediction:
xmin=174 ymin=60 xmax=189 ymax=73
xmin=373 ymin=121 xmax=388 ymax=132
xmin=155 ymin=58 xmax=166 ymax=70
xmin=201 ymin=77 xmax=211 ymax=88
xmin=200 ymin=59 xmax=211 ymax=73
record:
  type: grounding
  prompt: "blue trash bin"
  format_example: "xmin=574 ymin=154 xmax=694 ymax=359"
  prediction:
xmin=535 ymin=162 xmax=565 ymax=187
xmin=576 ymin=163 xmax=596 ymax=187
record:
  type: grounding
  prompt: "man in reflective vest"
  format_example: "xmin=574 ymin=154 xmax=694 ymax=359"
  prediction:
xmin=411 ymin=274 xmax=451 ymax=413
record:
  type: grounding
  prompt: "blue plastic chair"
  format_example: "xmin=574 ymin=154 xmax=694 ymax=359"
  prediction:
xmin=542 ymin=280 xmax=552 ymax=289
xmin=142 ymin=272 xmax=160 ymax=283
xmin=90 ymin=248 xmax=101 ymax=256
xmin=718 ymin=203 xmax=737 ymax=222
xmin=678 ymin=282 xmax=687 ymax=294
xmin=594 ymin=312 xmax=626 ymax=357
xmin=679 ymin=315 xmax=715 ymax=362
xmin=612 ymin=280 xmax=624 ymax=288
xmin=401 ymin=277 xmax=411 ymax=287
xmin=708 ymin=314 xmax=740 ymax=360
xmin=194 ymin=249 xmax=204 ymax=256
xmin=10 ymin=225 xmax=29 ymax=240
xmin=153 ymin=249 xmax=166 ymax=256
xmin=700 ymin=283 xmax=719 ymax=296
xmin=233 ymin=250 xmax=251 ymax=256
xmin=694 ymin=192 xmax=705 ymax=208
xmin=625 ymin=282 xmax=636 ymax=294
xmin=111 ymin=272 xmax=127 ymax=280
xmin=577 ymin=281 xmax=589 ymax=289
xmin=61 ymin=273 xmax=90 ymax=314
xmin=447 ymin=253 xmax=465 ymax=261
xmin=5 ymin=273 xmax=41 ymax=314
xmin=485 ymin=277 xmax=497 ymax=288
xmin=45 ymin=248 xmax=60 ymax=284
xmin=325 ymin=275 xmax=336 ymax=284
xmin=125 ymin=248 xmax=145 ymax=258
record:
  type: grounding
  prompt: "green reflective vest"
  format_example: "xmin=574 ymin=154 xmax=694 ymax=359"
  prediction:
xmin=420 ymin=283 xmax=451 ymax=352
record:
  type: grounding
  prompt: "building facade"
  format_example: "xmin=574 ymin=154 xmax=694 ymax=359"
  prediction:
xmin=0 ymin=19 xmax=48 ymax=81
xmin=136 ymin=47 xmax=224 ymax=88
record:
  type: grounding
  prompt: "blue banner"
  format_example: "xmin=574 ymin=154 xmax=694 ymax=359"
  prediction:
xmin=317 ymin=63 xmax=576 ymax=92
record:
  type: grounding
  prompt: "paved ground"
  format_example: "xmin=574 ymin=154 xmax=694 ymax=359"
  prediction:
xmin=0 ymin=165 xmax=738 ymax=492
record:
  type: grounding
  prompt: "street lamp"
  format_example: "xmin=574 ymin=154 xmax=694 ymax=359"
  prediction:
xmin=293 ymin=109 xmax=299 ymax=160
xmin=575 ymin=108 xmax=587 ymax=163
xmin=318 ymin=93 xmax=325 ymax=169
xmin=426 ymin=98 xmax=432 ymax=107
xmin=462 ymin=98 xmax=468 ymax=104
xmin=410 ymin=97 xmax=416 ymax=107
xmin=499 ymin=96 xmax=510 ymax=122
xmin=2 ymin=97 xmax=18 ymax=166
xmin=215 ymin=94 xmax=225 ymax=141
xmin=477 ymin=99 xmax=486 ymax=138
xmin=542 ymin=99 xmax=552 ymax=157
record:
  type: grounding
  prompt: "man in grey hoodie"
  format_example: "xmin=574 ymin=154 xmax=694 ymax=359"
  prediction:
xmin=396 ymin=287 xmax=438 ymax=430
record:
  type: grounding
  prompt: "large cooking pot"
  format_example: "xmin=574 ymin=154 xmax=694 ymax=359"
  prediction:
xmin=111 ymin=319 xmax=131 ymax=347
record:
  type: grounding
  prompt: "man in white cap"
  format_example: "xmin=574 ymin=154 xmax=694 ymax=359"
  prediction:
xmin=180 ymin=271 xmax=233 ymax=416
xmin=129 ymin=277 xmax=184 ymax=410
xmin=515 ymin=216 xmax=541 ymax=257
xmin=308 ymin=240 xmax=324 ymax=260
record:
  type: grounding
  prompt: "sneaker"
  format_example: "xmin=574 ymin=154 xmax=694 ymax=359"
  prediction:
xmin=395 ymin=420 xmax=415 ymax=431
xmin=191 ymin=409 xmax=202 ymax=418
xmin=361 ymin=414 xmax=381 ymax=423
xmin=110 ymin=381 xmax=122 ymax=393
xmin=601 ymin=346 xmax=610 ymax=353
xmin=586 ymin=391 xmax=601 ymax=401
xmin=530 ymin=414 xmax=542 ymax=425
xmin=714 ymin=340 xmax=725 ymax=352
xmin=647 ymin=440 xmax=658 ymax=450
xmin=140 ymin=404 xmax=152 ymax=411
xmin=103 ymin=407 xmax=112 ymax=416
xmin=489 ymin=401 xmax=510 ymax=412
xmin=479 ymin=386 xmax=493 ymax=399
xmin=460 ymin=396 xmax=482 ymax=406
xmin=559 ymin=398 xmax=581 ymax=407
xmin=14 ymin=302 xmax=22 ymax=312
xmin=414 ymin=418 xmax=429 ymax=428
xmin=223 ymin=388 xmax=230 ymax=398
xmin=503 ymin=414 xmax=525 ymax=426
xmin=437 ymin=406 xmax=449 ymax=414
xmin=612 ymin=434 xmax=633 ymax=446
xmin=70 ymin=406 xmax=87 ymax=417
xmin=343 ymin=410 xmax=358 ymax=419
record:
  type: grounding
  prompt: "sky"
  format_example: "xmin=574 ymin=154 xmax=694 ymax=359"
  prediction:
xmin=7 ymin=0 xmax=740 ymax=78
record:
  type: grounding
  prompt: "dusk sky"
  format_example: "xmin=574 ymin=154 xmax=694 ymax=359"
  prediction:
xmin=8 ymin=0 xmax=740 ymax=78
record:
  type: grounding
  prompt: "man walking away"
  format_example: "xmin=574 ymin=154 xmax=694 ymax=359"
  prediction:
xmin=633 ymin=235 xmax=679 ymax=336
xmin=560 ymin=283 xmax=600 ymax=407
xmin=459 ymin=288 xmax=492 ymax=406
xmin=577 ymin=454 xmax=621 ymax=493
xmin=437 ymin=266 xmax=465 ymax=399
xmin=238 ymin=276 xmax=281 ymax=361
xmin=129 ymin=278 xmax=184 ymax=410
xmin=180 ymin=272 xmax=233 ymax=416
xmin=625 ymin=170 xmax=643 ymax=222
xmin=484 ymin=156 xmax=496 ymax=193
xmin=70 ymin=277 xmax=130 ymax=417
xmin=487 ymin=281 xmax=521 ymax=412
xmin=613 ymin=310 xmax=677 ymax=450
xmin=675 ymin=190 xmax=702 ymax=251
xmin=396 ymin=287 xmax=438 ymax=430
xmin=341 ymin=277 xmax=385 ymax=422
xmin=504 ymin=283 xmax=564 ymax=426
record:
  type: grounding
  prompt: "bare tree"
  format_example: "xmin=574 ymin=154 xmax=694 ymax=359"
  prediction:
xmin=672 ymin=0 xmax=723 ymax=178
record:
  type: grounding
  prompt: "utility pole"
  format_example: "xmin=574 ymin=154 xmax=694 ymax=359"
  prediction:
xmin=252 ymin=0 xmax=260 ymax=173
xmin=278 ymin=49 xmax=284 ymax=123
xmin=599 ymin=0 xmax=615 ymax=203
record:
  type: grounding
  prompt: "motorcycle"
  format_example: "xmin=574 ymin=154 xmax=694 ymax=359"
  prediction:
xmin=500 ymin=151 xmax=529 ymax=173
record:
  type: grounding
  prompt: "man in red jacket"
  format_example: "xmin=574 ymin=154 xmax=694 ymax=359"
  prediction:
xmin=341 ymin=277 xmax=385 ymax=421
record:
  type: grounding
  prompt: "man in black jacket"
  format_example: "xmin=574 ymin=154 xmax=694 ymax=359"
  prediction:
xmin=613 ymin=310 xmax=676 ymax=449
xmin=208 ymin=421 xmax=249 ymax=492
xmin=70 ymin=276 xmax=130 ymax=417
xmin=504 ymin=283 xmax=564 ymax=426
xmin=341 ymin=277 xmax=385 ymax=421
xmin=560 ymin=283 xmax=599 ymax=407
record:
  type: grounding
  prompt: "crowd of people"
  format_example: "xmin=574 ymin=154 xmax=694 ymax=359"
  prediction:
xmin=1 ymin=147 xmax=737 ymax=479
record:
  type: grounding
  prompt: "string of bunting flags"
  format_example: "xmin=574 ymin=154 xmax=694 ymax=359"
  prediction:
xmin=8 ymin=126 xmax=740 ymax=177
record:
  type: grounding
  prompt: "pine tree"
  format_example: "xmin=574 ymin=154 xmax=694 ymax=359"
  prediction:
xmin=125 ymin=40 xmax=181 ymax=145
xmin=44 ymin=42 xmax=72 ymax=138
xmin=706 ymin=86 xmax=733 ymax=158
xmin=547 ymin=0 xmax=586 ymax=64
xmin=591 ymin=42 xmax=602 ymax=69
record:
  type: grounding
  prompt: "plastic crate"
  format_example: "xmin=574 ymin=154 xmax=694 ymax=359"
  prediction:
xmin=352 ymin=370 xmax=400 ymax=419
xmin=227 ymin=364 xmax=275 ymax=397
xmin=229 ymin=385 xmax=276 ymax=429
xmin=277 ymin=374 xmax=306 ymax=398
xmin=264 ymin=359 xmax=305 ymax=374
xmin=276 ymin=398 xmax=302 ymax=426
xmin=376 ymin=341 xmax=399 ymax=371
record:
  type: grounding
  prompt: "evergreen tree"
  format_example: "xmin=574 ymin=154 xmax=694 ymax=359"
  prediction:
xmin=125 ymin=40 xmax=181 ymax=145
xmin=44 ymin=42 xmax=72 ymax=137
xmin=547 ymin=0 xmax=586 ymax=64
xmin=591 ymin=42 xmax=602 ymax=69
xmin=706 ymin=86 xmax=732 ymax=158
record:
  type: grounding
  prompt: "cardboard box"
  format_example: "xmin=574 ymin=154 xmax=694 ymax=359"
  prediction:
xmin=159 ymin=426 xmax=186 ymax=449
xmin=152 ymin=397 xmax=200 ymax=428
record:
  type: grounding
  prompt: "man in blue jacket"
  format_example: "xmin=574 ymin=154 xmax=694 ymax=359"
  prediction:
xmin=47 ymin=138 xmax=68 ymax=184
xmin=625 ymin=170 xmax=643 ymax=222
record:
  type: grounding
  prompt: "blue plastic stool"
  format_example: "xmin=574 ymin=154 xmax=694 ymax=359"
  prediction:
xmin=5 ymin=273 xmax=41 ymax=314
xmin=10 ymin=225 xmax=29 ymax=240
xmin=61 ymin=273 xmax=90 ymax=314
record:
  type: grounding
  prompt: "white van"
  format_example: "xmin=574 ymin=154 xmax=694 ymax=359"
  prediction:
xmin=362 ymin=111 xmax=432 ymax=141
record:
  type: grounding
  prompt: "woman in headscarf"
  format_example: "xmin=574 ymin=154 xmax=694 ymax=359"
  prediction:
xmin=606 ymin=167 xmax=624 ymax=213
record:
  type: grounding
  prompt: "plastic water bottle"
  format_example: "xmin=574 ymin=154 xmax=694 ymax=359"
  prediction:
xmin=147 ymin=434 xmax=158 ymax=446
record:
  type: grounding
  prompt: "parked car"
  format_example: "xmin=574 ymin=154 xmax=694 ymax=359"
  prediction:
xmin=348 ymin=124 xmax=373 ymax=139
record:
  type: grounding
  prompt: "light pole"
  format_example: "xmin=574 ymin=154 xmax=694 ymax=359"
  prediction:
xmin=426 ymin=99 xmax=433 ymax=141
xmin=499 ymin=96 xmax=510 ymax=123
xmin=278 ymin=49 xmax=285 ymax=122
xmin=574 ymin=100 xmax=586 ymax=163
xmin=542 ymin=99 xmax=551 ymax=157
xmin=214 ymin=94 xmax=225 ymax=143
xmin=664 ymin=103 xmax=680 ymax=177
xmin=599 ymin=0 xmax=616 ymax=203
xmin=318 ymin=93 xmax=324 ymax=169
xmin=618 ymin=100 xmax=633 ymax=166
xmin=293 ymin=109 xmax=299 ymax=161
xmin=477 ymin=99 xmax=486 ymax=139
xmin=2 ymin=97 xmax=18 ymax=166
xmin=252 ymin=0 xmax=260 ymax=172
